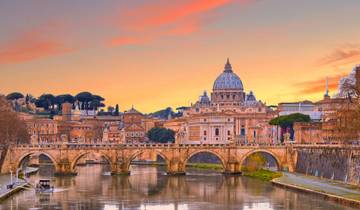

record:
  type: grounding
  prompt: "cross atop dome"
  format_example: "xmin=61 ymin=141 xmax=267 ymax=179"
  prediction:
xmin=224 ymin=58 xmax=233 ymax=72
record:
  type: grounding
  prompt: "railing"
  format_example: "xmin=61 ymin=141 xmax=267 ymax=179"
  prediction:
xmin=12 ymin=142 xmax=360 ymax=150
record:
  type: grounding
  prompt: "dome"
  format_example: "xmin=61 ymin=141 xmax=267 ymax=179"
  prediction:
xmin=199 ymin=91 xmax=210 ymax=104
xmin=213 ymin=59 xmax=244 ymax=91
xmin=246 ymin=91 xmax=256 ymax=101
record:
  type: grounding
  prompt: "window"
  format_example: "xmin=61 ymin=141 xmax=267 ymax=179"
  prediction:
xmin=227 ymin=130 xmax=231 ymax=135
xmin=253 ymin=130 xmax=256 ymax=138
xmin=215 ymin=128 xmax=219 ymax=136
xmin=204 ymin=130 xmax=207 ymax=136
xmin=241 ymin=128 xmax=245 ymax=136
xmin=204 ymin=137 xmax=206 ymax=141
xmin=204 ymin=118 xmax=207 ymax=122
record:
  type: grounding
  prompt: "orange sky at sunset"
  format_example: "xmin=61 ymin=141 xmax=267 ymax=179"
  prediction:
xmin=1 ymin=0 xmax=360 ymax=113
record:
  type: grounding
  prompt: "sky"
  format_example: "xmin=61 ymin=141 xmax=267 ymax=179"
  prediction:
xmin=1 ymin=0 xmax=360 ymax=113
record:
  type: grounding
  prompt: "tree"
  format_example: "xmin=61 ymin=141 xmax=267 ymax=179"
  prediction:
xmin=147 ymin=127 xmax=175 ymax=143
xmin=334 ymin=69 xmax=360 ymax=144
xmin=6 ymin=92 xmax=24 ymax=101
xmin=36 ymin=94 xmax=56 ymax=111
xmin=269 ymin=113 xmax=311 ymax=142
xmin=55 ymin=94 xmax=74 ymax=111
xmin=115 ymin=104 xmax=119 ymax=116
xmin=0 ymin=95 xmax=30 ymax=166
xmin=25 ymin=94 xmax=36 ymax=104
xmin=75 ymin=92 xmax=93 ymax=111
xmin=107 ymin=106 xmax=114 ymax=113
xmin=242 ymin=153 xmax=266 ymax=172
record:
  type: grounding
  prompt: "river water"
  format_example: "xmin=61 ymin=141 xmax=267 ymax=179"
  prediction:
xmin=0 ymin=164 xmax=357 ymax=210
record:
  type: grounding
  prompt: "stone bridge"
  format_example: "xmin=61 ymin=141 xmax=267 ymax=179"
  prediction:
xmin=0 ymin=143 xmax=300 ymax=176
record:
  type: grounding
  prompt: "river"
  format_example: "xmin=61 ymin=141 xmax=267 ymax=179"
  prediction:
xmin=0 ymin=164 xmax=357 ymax=210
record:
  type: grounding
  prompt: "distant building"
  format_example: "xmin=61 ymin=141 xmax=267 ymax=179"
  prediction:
xmin=27 ymin=118 xmax=58 ymax=144
xmin=278 ymin=101 xmax=321 ymax=121
xmin=123 ymin=107 xmax=146 ymax=143
xmin=293 ymin=65 xmax=360 ymax=143
xmin=102 ymin=121 xmax=125 ymax=143
xmin=176 ymin=59 xmax=277 ymax=144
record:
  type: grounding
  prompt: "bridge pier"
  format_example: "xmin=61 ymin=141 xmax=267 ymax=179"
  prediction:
xmin=223 ymin=161 xmax=242 ymax=175
xmin=111 ymin=161 xmax=130 ymax=175
xmin=54 ymin=159 xmax=77 ymax=176
xmin=166 ymin=159 xmax=185 ymax=175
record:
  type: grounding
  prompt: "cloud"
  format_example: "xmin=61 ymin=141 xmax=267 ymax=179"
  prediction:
xmin=108 ymin=0 xmax=253 ymax=47
xmin=294 ymin=74 xmax=347 ymax=95
xmin=318 ymin=44 xmax=360 ymax=66
xmin=0 ymin=22 xmax=75 ymax=64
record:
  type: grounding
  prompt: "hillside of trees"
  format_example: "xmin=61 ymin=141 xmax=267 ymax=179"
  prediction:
xmin=5 ymin=91 xmax=107 ymax=115
xmin=148 ymin=107 xmax=183 ymax=119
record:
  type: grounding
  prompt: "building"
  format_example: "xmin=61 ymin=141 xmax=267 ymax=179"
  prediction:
xmin=102 ymin=121 xmax=125 ymax=143
xmin=27 ymin=118 xmax=58 ymax=144
xmin=176 ymin=59 xmax=277 ymax=144
xmin=278 ymin=101 xmax=321 ymax=121
xmin=293 ymin=65 xmax=360 ymax=143
xmin=123 ymin=107 xmax=146 ymax=143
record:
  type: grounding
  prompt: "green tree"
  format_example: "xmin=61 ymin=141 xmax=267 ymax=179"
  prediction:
xmin=55 ymin=94 xmax=74 ymax=111
xmin=269 ymin=113 xmax=311 ymax=128
xmin=75 ymin=92 xmax=93 ymax=111
xmin=35 ymin=94 xmax=56 ymax=111
xmin=147 ymin=127 xmax=175 ymax=143
xmin=6 ymin=92 xmax=24 ymax=100
xmin=115 ymin=104 xmax=119 ymax=116
xmin=269 ymin=113 xmax=311 ymax=141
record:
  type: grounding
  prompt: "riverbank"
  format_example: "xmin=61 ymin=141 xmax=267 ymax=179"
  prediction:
xmin=131 ymin=161 xmax=223 ymax=170
xmin=243 ymin=169 xmax=282 ymax=181
xmin=186 ymin=163 xmax=223 ymax=171
xmin=0 ymin=181 xmax=30 ymax=201
xmin=0 ymin=167 xmax=37 ymax=201
xmin=272 ymin=172 xmax=360 ymax=208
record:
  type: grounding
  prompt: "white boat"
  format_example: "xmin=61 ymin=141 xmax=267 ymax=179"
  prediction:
xmin=35 ymin=179 xmax=54 ymax=193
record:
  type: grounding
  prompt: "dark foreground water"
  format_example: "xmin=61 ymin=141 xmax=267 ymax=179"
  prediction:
xmin=0 ymin=165 xmax=357 ymax=210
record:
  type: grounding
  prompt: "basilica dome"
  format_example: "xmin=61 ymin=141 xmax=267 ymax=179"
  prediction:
xmin=213 ymin=59 xmax=244 ymax=91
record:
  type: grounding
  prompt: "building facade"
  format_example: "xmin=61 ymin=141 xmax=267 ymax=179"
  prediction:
xmin=176 ymin=59 xmax=277 ymax=144
xmin=293 ymin=65 xmax=360 ymax=143
xmin=123 ymin=107 xmax=146 ymax=143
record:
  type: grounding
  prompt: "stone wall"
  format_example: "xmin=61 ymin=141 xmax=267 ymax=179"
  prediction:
xmin=296 ymin=148 xmax=360 ymax=185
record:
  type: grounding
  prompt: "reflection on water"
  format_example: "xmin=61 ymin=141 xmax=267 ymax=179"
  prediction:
xmin=0 ymin=164 xmax=357 ymax=210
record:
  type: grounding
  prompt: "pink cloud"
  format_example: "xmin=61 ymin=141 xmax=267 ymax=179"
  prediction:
xmin=0 ymin=22 xmax=75 ymax=64
xmin=109 ymin=0 xmax=253 ymax=47
xmin=294 ymin=74 xmax=347 ymax=95
xmin=318 ymin=44 xmax=360 ymax=66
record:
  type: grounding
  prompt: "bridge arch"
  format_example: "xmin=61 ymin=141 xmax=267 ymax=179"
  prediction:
xmin=70 ymin=151 xmax=112 ymax=170
xmin=126 ymin=150 xmax=170 ymax=171
xmin=240 ymin=149 xmax=282 ymax=171
xmin=183 ymin=149 xmax=227 ymax=171
xmin=17 ymin=151 xmax=58 ymax=170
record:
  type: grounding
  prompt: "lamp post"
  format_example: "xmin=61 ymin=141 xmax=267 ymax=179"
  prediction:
xmin=10 ymin=170 xmax=13 ymax=185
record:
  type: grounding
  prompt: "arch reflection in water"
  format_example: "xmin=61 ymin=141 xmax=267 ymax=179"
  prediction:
xmin=0 ymin=165 xmax=357 ymax=210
